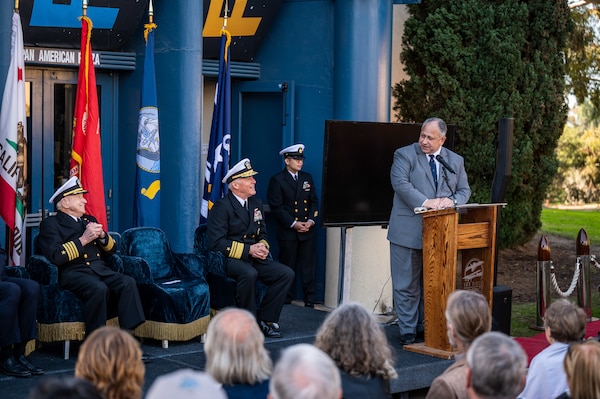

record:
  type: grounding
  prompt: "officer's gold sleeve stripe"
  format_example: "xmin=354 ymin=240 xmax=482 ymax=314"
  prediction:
xmin=229 ymin=242 xmax=244 ymax=259
xmin=102 ymin=235 xmax=116 ymax=251
xmin=62 ymin=241 xmax=80 ymax=261
xmin=258 ymin=239 xmax=270 ymax=249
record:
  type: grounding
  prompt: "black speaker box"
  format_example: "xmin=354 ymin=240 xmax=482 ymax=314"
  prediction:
xmin=492 ymin=285 xmax=512 ymax=335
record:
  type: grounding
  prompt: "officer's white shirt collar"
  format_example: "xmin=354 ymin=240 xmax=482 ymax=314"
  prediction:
xmin=232 ymin=193 xmax=247 ymax=207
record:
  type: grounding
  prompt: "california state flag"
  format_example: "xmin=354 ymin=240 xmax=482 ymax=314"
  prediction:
xmin=70 ymin=16 xmax=107 ymax=227
xmin=0 ymin=11 xmax=27 ymax=266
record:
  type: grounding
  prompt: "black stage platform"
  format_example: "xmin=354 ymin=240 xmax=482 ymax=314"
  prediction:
xmin=0 ymin=304 xmax=451 ymax=398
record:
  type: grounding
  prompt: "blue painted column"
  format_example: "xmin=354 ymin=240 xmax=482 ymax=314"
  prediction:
xmin=153 ymin=1 xmax=203 ymax=252
xmin=333 ymin=0 xmax=394 ymax=122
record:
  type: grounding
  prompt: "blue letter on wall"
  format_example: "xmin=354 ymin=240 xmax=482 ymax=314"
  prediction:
xmin=30 ymin=0 xmax=118 ymax=29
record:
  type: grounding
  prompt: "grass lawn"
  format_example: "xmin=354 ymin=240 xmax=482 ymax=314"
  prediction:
xmin=510 ymin=207 xmax=600 ymax=338
xmin=541 ymin=207 xmax=600 ymax=239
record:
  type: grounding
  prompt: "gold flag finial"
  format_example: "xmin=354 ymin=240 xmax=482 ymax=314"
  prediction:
xmin=82 ymin=0 xmax=87 ymax=16
xmin=149 ymin=0 xmax=154 ymax=24
xmin=223 ymin=0 xmax=229 ymax=28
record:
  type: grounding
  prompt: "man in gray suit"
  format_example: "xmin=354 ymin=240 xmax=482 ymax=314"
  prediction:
xmin=387 ymin=117 xmax=471 ymax=345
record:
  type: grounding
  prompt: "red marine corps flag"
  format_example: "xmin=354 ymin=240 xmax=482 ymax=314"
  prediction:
xmin=70 ymin=14 xmax=107 ymax=227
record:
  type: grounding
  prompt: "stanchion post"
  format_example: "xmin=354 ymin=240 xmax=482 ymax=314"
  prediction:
xmin=533 ymin=235 xmax=551 ymax=330
xmin=576 ymin=229 xmax=592 ymax=321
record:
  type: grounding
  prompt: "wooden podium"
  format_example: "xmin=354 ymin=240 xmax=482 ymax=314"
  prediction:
xmin=403 ymin=203 xmax=506 ymax=359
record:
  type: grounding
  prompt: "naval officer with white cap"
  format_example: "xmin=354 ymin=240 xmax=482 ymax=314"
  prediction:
xmin=207 ymin=159 xmax=294 ymax=338
xmin=267 ymin=144 xmax=319 ymax=308
xmin=37 ymin=177 xmax=145 ymax=335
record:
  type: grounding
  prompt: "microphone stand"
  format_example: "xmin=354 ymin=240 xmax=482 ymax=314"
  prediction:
xmin=441 ymin=167 xmax=457 ymax=205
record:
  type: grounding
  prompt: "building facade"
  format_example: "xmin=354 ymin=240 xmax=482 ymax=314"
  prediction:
xmin=0 ymin=0 xmax=417 ymax=305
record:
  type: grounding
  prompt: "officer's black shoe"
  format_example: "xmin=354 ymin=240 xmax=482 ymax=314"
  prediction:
xmin=259 ymin=321 xmax=283 ymax=338
xmin=17 ymin=355 xmax=44 ymax=375
xmin=0 ymin=356 xmax=32 ymax=378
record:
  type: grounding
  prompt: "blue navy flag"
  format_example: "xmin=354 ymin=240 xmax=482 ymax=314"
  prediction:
xmin=134 ymin=24 xmax=161 ymax=227
xmin=200 ymin=29 xmax=231 ymax=223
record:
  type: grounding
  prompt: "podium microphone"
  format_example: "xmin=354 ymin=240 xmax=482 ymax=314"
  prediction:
xmin=436 ymin=155 xmax=456 ymax=174
xmin=441 ymin=167 xmax=457 ymax=204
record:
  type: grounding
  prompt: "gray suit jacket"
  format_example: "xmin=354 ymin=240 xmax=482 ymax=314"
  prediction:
xmin=387 ymin=143 xmax=471 ymax=249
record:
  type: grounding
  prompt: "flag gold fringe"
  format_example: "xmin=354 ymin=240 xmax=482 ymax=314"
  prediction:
xmin=133 ymin=316 xmax=210 ymax=341
xmin=221 ymin=29 xmax=231 ymax=63
xmin=144 ymin=23 xmax=157 ymax=43
xmin=76 ymin=15 xmax=93 ymax=105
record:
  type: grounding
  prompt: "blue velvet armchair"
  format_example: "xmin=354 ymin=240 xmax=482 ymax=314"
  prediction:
xmin=26 ymin=234 xmax=121 ymax=359
xmin=120 ymin=227 xmax=211 ymax=348
xmin=193 ymin=224 xmax=266 ymax=311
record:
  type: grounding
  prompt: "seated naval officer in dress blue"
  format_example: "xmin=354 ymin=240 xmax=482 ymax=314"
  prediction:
xmin=207 ymin=158 xmax=294 ymax=338
xmin=37 ymin=177 xmax=145 ymax=336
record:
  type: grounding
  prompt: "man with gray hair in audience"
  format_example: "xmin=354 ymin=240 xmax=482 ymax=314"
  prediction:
xmin=466 ymin=332 xmax=527 ymax=399
xmin=268 ymin=343 xmax=341 ymax=399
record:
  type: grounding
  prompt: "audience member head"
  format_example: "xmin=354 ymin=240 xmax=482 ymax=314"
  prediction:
xmin=466 ymin=332 xmax=527 ymax=399
xmin=269 ymin=344 xmax=341 ymax=399
xmin=563 ymin=340 xmax=600 ymax=399
xmin=145 ymin=369 xmax=227 ymax=399
xmin=75 ymin=326 xmax=144 ymax=399
xmin=29 ymin=377 xmax=103 ymax=399
xmin=314 ymin=302 xmax=397 ymax=380
xmin=204 ymin=307 xmax=272 ymax=385
xmin=544 ymin=299 xmax=587 ymax=344
xmin=445 ymin=290 xmax=492 ymax=353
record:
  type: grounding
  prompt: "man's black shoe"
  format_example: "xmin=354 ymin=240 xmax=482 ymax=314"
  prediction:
xmin=259 ymin=321 xmax=282 ymax=338
xmin=16 ymin=355 xmax=44 ymax=375
xmin=399 ymin=333 xmax=415 ymax=346
xmin=0 ymin=357 xmax=32 ymax=378
xmin=304 ymin=302 xmax=314 ymax=308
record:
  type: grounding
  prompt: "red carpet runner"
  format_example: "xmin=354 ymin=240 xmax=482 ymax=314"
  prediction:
xmin=515 ymin=320 xmax=600 ymax=365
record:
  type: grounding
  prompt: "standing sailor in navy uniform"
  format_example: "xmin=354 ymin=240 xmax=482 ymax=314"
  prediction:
xmin=267 ymin=144 xmax=319 ymax=308
xmin=37 ymin=177 xmax=145 ymax=335
xmin=207 ymin=158 xmax=294 ymax=338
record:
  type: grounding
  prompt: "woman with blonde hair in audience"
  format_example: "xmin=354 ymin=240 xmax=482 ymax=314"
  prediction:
xmin=75 ymin=326 xmax=145 ymax=399
xmin=315 ymin=302 xmax=397 ymax=399
xmin=555 ymin=339 xmax=600 ymax=399
xmin=426 ymin=289 xmax=491 ymax=399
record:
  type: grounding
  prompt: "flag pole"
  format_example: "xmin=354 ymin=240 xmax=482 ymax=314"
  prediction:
xmin=82 ymin=0 xmax=87 ymax=16
xmin=149 ymin=0 xmax=154 ymax=24
xmin=14 ymin=0 xmax=19 ymax=11
xmin=223 ymin=0 xmax=228 ymax=28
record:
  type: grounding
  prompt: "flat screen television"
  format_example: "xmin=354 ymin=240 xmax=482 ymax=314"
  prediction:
xmin=321 ymin=120 xmax=455 ymax=227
